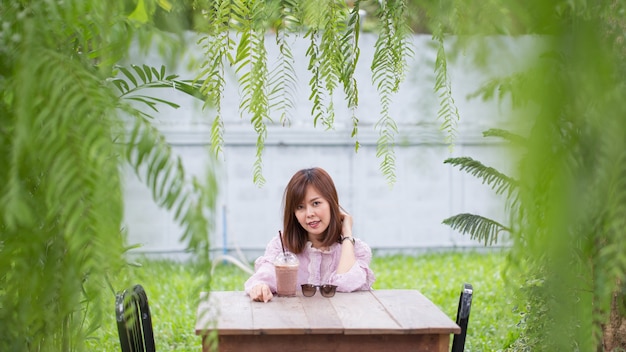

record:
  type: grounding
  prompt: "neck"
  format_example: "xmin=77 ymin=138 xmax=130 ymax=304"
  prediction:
xmin=308 ymin=234 xmax=325 ymax=249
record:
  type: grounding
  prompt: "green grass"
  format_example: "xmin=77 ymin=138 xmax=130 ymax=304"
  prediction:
xmin=88 ymin=250 xmax=519 ymax=351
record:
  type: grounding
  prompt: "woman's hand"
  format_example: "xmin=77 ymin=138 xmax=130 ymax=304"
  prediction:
xmin=250 ymin=284 xmax=273 ymax=303
xmin=340 ymin=210 xmax=353 ymax=237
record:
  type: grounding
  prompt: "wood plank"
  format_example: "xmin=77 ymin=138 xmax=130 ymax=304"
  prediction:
xmin=249 ymin=294 xmax=311 ymax=334
xmin=298 ymin=292 xmax=344 ymax=334
xmin=217 ymin=334 xmax=447 ymax=352
xmin=195 ymin=291 xmax=254 ymax=335
xmin=330 ymin=290 xmax=403 ymax=334
xmin=373 ymin=290 xmax=461 ymax=334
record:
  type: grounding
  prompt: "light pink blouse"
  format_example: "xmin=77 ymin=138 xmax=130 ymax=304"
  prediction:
xmin=244 ymin=235 xmax=376 ymax=294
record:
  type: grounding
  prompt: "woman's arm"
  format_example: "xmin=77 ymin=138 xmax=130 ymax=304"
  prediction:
xmin=244 ymin=236 xmax=283 ymax=301
xmin=336 ymin=212 xmax=356 ymax=274
xmin=331 ymin=239 xmax=375 ymax=292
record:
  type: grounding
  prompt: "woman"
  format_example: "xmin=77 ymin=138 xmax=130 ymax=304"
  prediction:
xmin=245 ymin=167 xmax=376 ymax=302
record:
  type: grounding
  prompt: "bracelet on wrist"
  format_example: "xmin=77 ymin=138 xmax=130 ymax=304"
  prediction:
xmin=339 ymin=235 xmax=355 ymax=245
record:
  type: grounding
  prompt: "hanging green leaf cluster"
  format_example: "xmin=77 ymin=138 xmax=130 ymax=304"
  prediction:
xmin=193 ymin=0 xmax=412 ymax=186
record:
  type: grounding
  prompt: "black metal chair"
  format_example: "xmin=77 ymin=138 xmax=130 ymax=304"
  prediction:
xmin=451 ymin=283 xmax=473 ymax=352
xmin=115 ymin=284 xmax=156 ymax=352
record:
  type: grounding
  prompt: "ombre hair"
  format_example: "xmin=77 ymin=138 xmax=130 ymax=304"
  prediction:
xmin=282 ymin=168 xmax=343 ymax=253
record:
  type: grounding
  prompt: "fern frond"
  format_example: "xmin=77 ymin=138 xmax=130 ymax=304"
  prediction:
xmin=482 ymin=128 xmax=527 ymax=145
xmin=269 ymin=2 xmax=299 ymax=126
xmin=305 ymin=28 xmax=326 ymax=128
xmin=371 ymin=0 xmax=412 ymax=185
xmin=433 ymin=29 xmax=460 ymax=150
xmin=443 ymin=213 xmax=510 ymax=246
xmin=123 ymin=116 xmax=213 ymax=255
xmin=196 ymin=0 xmax=234 ymax=156
xmin=466 ymin=72 xmax=532 ymax=109
xmin=112 ymin=64 xmax=204 ymax=101
xmin=340 ymin=0 xmax=362 ymax=150
xmin=303 ymin=0 xmax=354 ymax=131
xmin=232 ymin=0 xmax=269 ymax=186
xmin=444 ymin=156 xmax=518 ymax=196
xmin=318 ymin=0 xmax=348 ymax=128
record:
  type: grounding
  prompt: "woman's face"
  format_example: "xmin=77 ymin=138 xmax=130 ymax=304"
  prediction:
xmin=295 ymin=185 xmax=331 ymax=240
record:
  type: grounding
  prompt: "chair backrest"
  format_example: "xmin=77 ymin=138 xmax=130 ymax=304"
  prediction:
xmin=451 ymin=283 xmax=473 ymax=352
xmin=116 ymin=284 xmax=156 ymax=352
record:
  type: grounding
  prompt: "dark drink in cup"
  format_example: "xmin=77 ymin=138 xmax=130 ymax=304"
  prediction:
xmin=274 ymin=252 xmax=299 ymax=296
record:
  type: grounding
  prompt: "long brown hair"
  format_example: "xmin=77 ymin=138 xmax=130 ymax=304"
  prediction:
xmin=282 ymin=167 xmax=343 ymax=253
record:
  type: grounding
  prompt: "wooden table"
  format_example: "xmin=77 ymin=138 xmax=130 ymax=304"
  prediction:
xmin=195 ymin=290 xmax=460 ymax=352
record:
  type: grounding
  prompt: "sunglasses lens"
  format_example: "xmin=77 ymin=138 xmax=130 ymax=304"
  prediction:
xmin=320 ymin=285 xmax=337 ymax=297
xmin=301 ymin=284 xmax=316 ymax=297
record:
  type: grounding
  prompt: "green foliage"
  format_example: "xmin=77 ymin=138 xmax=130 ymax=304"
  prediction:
xmin=444 ymin=157 xmax=518 ymax=197
xmin=0 ymin=3 xmax=130 ymax=351
xmin=195 ymin=0 xmax=234 ymax=160
xmin=0 ymin=1 xmax=215 ymax=351
xmin=371 ymin=0 xmax=412 ymax=184
xmin=194 ymin=0 xmax=411 ymax=185
xmin=443 ymin=213 xmax=510 ymax=246
xmin=433 ymin=30 xmax=460 ymax=149
xmin=271 ymin=0 xmax=300 ymax=127
xmin=232 ymin=0 xmax=271 ymax=186
xmin=437 ymin=2 xmax=626 ymax=350
xmin=441 ymin=134 xmax=518 ymax=247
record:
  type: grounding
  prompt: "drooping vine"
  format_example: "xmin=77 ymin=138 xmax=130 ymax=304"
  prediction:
xmin=371 ymin=0 xmax=412 ymax=184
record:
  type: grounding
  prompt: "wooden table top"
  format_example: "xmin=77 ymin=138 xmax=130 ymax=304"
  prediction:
xmin=195 ymin=289 xmax=460 ymax=336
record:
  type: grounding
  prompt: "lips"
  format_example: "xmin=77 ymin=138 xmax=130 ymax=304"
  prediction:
xmin=308 ymin=221 xmax=320 ymax=228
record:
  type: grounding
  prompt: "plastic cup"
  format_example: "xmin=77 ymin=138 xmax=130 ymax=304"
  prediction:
xmin=274 ymin=251 xmax=299 ymax=297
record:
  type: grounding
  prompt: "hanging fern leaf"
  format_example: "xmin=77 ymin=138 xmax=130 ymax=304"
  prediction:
xmin=340 ymin=0 xmax=362 ymax=151
xmin=269 ymin=0 xmax=300 ymax=126
xmin=305 ymin=27 xmax=327 ymax=128
xmin=196 ymin=0 xmax=234 ymax=157
xmin=443 ymin=213 xmax=510 ymax=246
xmin=372 ymin=0 xmax=412 ymax=185
xmin=433 ymin=28 xmax=460 ymax=150
xmin=233 ymin=0 xmax=269 ymax=186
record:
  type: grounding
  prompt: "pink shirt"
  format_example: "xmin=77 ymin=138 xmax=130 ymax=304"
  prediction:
xmin=244 ymin=235 xmax=376 ymax=294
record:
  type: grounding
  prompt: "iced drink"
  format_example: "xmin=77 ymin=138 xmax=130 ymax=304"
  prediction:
xmin=274 ymin=251 xmax=299 ymax=297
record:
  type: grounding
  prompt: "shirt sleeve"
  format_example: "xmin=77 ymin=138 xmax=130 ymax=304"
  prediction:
xmin=329 ymin=239 xmax=376 ymax=292
xmin=244 ymin=236 xmax=282 ymax=294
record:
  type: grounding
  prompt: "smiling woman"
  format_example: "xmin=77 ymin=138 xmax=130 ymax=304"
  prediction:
xmin=244 ymin=167 xmax=376 ymax=303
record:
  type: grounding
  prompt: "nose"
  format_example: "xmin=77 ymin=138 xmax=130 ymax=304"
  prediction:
xmin=306 ymin=205 xmax=315 ymax=216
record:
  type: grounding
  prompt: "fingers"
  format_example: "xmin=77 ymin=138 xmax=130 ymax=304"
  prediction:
xmin=340 ymin=212 xmax=353 ymax=232
xmin=251 ymin=284 xmax=273 ymax=303
xmin=261 ymin=285 xmax=273 ymax=303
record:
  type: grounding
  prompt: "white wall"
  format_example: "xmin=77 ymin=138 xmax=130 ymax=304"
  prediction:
xmin=121 ymin=33 xmax=534 ymax=259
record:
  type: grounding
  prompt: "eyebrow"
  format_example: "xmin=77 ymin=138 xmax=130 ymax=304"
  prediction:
xmin=308 ymin=196 xmax=321 ymax=202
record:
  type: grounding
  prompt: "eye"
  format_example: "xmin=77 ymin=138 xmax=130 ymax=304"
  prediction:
xmin=313 ymin=201 xmax=321 ymax=206
xmin=295 ymin=204 xmax=304 ymax=210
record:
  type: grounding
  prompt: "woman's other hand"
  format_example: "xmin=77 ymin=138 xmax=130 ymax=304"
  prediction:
xmin=250 ymin=284 xmax=273 ymax=302
xmin=340 ymin=210 xmax=353 ymax=237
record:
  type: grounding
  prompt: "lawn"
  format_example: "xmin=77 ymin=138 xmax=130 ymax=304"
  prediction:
xmin=89 ymin=250 xmax=519 ymax=351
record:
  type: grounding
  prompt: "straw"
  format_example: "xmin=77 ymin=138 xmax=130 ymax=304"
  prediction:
xmin=278 ymin=230 xmax=286 ymax=254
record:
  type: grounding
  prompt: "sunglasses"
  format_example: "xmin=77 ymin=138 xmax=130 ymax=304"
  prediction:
xmin=301 ymin=284 xmax=338 ymax=297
